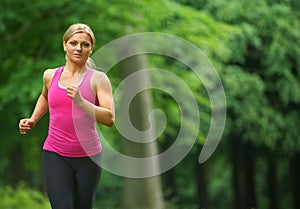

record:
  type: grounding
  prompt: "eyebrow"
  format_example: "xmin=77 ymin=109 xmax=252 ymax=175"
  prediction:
xmin=69 ymin=39 xmax=91 ymax=44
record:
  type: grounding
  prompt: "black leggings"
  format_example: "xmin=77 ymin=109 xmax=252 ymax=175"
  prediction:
xmin=42 ymin=150 xmax=102 ymax=209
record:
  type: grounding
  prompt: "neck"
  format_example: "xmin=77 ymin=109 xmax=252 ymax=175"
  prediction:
xmin=65 ymin=62 xmax=86 ymax=75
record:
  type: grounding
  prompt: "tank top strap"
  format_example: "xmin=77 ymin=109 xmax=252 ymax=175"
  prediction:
xmin=79 ymin=68 xmax=98 ymax=105
xmin=79 ymin=68 xmax=92 ymax=89
xmin=49 ymin=66 xmax=64 ymax=90
xmin=85 ymin=68 xmax=93 ymax=82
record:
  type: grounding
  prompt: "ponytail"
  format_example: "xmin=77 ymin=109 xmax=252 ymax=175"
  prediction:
xmin=86 ymin=57 xmax=96 ymax=69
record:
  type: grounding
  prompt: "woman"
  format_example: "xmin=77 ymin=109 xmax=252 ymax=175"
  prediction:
xmin=19 ymin=23 xmax=115 ymax=209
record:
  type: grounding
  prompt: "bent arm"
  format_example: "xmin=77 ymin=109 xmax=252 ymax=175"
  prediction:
xmin=29 ymin=86 xmax=49 ymax=123
xmin=77 ymin=73 xmax=115 ymax=127
xmin=29 ymin=69 xmax=52 ymax=123
xmin=19 ymin=69 xmax=53 ymax=134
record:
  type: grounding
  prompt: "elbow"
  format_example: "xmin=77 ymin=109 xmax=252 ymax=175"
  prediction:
xmin=104 ymin=112 xmax=115 ymax=127
xmin=106 ymin=119 xmax=114 ymax=127
xmin=95 ymin=108 xmax=115 ymax=127
xmin=108 ymin=114 xmax=115 ymax=127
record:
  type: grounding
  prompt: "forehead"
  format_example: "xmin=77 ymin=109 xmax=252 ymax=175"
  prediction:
xmin=68 ymin=32 xmax=92 ymax=43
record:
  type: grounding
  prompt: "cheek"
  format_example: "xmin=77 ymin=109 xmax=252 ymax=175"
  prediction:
xmin=84 ymin=49 xmax=92 ymax=56
xmin=64 ymin=46 xmax=72 ymax=53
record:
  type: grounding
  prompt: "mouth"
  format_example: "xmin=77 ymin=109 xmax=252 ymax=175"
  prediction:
xmin=73 ymin=53 xmax=82 ymax=58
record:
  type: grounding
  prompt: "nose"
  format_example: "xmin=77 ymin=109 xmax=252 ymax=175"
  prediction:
xmin=76 ymin=44 xmax=82 ymax=51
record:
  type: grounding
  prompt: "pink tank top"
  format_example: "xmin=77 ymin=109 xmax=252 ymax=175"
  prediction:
xmin=43 ymin=66 xmax=102 ymax=157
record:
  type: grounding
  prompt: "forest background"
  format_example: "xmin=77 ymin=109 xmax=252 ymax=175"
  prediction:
xmin=0 ymin=0 xmax=300 ymax=209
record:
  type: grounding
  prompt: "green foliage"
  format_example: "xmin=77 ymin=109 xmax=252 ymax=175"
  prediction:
xmin=146 ymin=1 xmax=239 ymax=62
xmin=223 ymin=66 xmax=284 ymax=149
xmin=186 ymin=0 xmax=300 ymax=153
xmin=173 ymin=1 xmax=300 ymax=207
xmin=0 ymin=183 xmax=50 ymax=209
xmin=282 ymin=111 xmax=300 ymax=154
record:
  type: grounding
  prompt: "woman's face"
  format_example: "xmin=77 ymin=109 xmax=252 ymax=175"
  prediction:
xmin=64 ymin=32 xmax=93 ymax=65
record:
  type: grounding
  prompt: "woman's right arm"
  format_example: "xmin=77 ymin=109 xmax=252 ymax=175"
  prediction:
xmin=19 ymin=69 xmax=54 ymax=134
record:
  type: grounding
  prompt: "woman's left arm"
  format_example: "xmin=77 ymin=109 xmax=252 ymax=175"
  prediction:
xmin=67 ymin=72 xmax=115 ymax=127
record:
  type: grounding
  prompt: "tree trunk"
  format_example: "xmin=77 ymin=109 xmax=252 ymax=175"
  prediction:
xmin=231 ymin=138 xmax=257 ymax=209
xmin=10 ymin=143 xmax=25 ymax=186
xmin=119 ymin=49 xmax=164 ymax=209
xmin=290 ymin=152 xmax=300 ymax=209
xmin=161 ymin=134 xmax=177 ymax=202
xmin=243 ymin=142 xmax=256 ymax=209
xmin=267 ymin=154 xmax=281 ymax=209
xmin=195 ymin=144 xmax=209 ymax=209
xmin=231 ymin=136 xmax=246 ymax=209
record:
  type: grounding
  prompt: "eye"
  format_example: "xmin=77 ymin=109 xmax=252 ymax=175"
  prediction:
xmin=82 ymin=43 xmax=90 ymax=48
xmin=70 ymin=41 xmax=76 ymax=46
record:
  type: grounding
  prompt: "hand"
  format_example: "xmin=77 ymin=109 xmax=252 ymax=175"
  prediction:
xmin=19 ymin=118 xmax=35 ymax=134
xmin=67 ymin=85 xmax=83 ymax=104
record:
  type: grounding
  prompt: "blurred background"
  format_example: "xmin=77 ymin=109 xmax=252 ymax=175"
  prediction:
xmin=0 ymin=0 xmax=300 ymax=209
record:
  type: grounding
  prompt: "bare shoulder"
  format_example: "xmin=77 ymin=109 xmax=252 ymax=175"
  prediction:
xmin=43 ymin=68 xmax=56 ymax=80
xmin=43 ymin=68 xmax=57 ymax=89
xmin=91 ymin=70 xmax=111 ymax=87
xmin=90 ymin=70 xmax=112 ymax=96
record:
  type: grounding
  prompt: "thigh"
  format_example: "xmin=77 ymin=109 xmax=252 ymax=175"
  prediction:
xmin=74 ymin=153 xmax=102 ymax=209
xmin=42 ymin=150 xmax=75 ymax=209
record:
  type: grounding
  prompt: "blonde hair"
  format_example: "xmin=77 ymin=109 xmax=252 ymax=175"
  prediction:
xmin=63 ymin=23 xmax=96 ymax=69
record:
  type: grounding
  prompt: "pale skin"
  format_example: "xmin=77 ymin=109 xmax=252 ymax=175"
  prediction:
xmin=19 ymin=32 xmax=115 ymax=134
